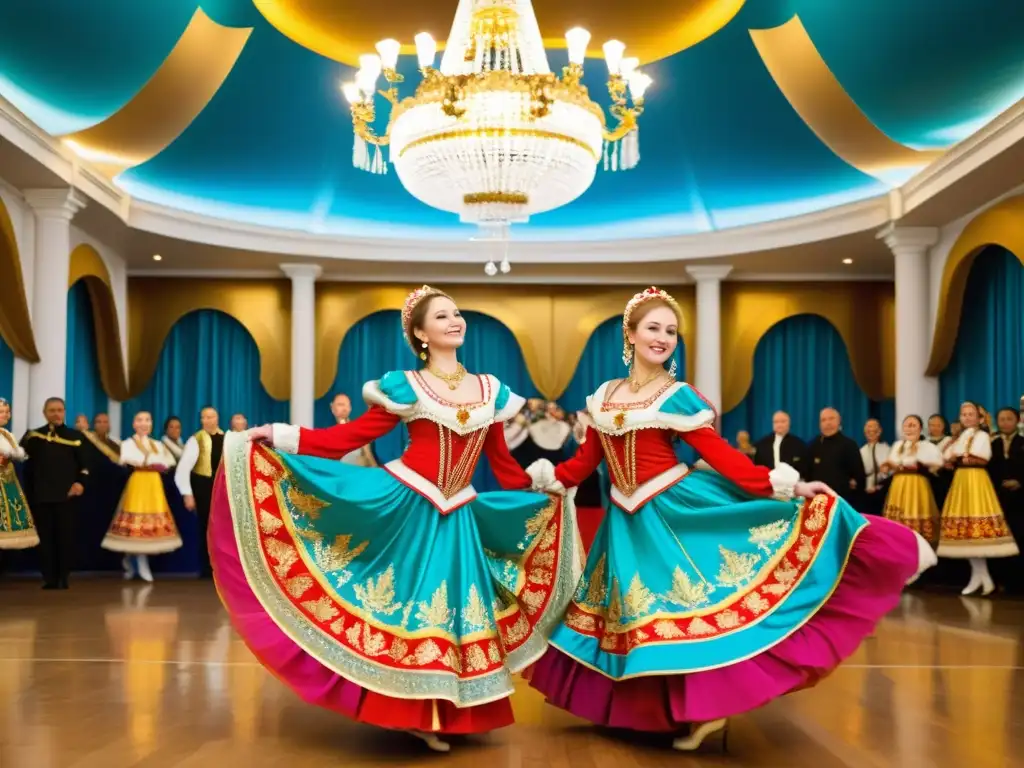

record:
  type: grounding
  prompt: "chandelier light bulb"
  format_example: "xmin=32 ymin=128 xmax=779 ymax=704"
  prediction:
xmin=628 ymin=70 xmax=653 ymax=99
xmin=358 ymin=53 xmax=383 ymax=82
xmin=484 ymin=261 xmax=498 ymax=276
xmin=564 ymin=27 xmax=591 ymax=65
xmin=341 ymin=81 xmax=362 ymax=104
xmin=602 ymin=40 xmax=626 ymax=75
xmin=499 ymin=257 xmax=511 ymax=274
xmin=375 ymin=39 xmax=401 ymax=70
xmin=414 ymin=32 xmax=437 ymax=68
xmin=619 ymin=56 xmax=639 ymax=79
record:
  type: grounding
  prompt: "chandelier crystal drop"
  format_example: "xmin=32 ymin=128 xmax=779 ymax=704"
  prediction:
xmin=341 ymin=0 xmax=650 ymax=236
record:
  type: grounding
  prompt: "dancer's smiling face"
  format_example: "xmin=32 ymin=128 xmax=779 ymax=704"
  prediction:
xmin=414 ymin=295 xmax=466 ymax=356
xmin=627 ymin=302 xmax=679 ymax=368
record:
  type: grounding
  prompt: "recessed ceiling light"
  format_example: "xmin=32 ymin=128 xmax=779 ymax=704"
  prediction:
xmin=842 ymin=258 xmax=853 ymax=265
xmin=152 ymin=254 xmax=162 ymax=261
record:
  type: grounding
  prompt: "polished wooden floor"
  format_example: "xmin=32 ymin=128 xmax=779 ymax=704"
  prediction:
xmin=1 ymin=579 xmax=1023 ymax=768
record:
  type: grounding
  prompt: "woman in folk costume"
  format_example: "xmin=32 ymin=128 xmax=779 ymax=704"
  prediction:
xmin=210 ymin=286 xmax=580 ymax=752
xmin=0 ymin=397 xmax=38 ymax=550
xmin=938 ymin=401 xmax=1018 ymax=596
xmin=101 ymin=411 xmax=183 ymax=582
xmin=161 ymin=416 xmax=185 ymax=462
xmin=526 ymin=287 xmax=936 ymax=752
xmin=880 ymin=415 xmax=943 ymax=547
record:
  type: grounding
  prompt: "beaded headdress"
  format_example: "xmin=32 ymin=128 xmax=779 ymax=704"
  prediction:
xmin=401 ymin=285 xmax=441 ymax=350
xmin=621 ymin=286 xmax=683 ymax=366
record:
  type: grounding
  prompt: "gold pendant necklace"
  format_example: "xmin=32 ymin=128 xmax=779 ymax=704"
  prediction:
xmin=429 ymin=362 xmax=467 ymax=391
xmin=628 ymin=369 xmax=664 ymax=393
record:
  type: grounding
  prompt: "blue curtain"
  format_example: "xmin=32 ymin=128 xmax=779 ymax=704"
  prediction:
xmin=0 ymin=335 xmax=12 ymax=410
xmin=558 ymin=315 xmax=687 ymax=413
xmin=940 ymin=247 xmax=1024 ymax=420
xmin=65 ymin=280 xmax=108 ymax=425
xmin=722 ymin=314 xmax=895 ymax=446
xmin=315 ymin=309 xmax=541 ymax=490
xmin=124 ymin=309 xmax=289 ymax=434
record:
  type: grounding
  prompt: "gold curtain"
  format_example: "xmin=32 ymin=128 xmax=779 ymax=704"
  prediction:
xmin=126 ymin=278 xmax=292 ymax=400
xmin=721 ymin=282 xmax=895 ymax=413
xmin=926 ymin=193 xmax=1024 ymax=376
xmin=0 ymin=197 xmax=39 ymax=362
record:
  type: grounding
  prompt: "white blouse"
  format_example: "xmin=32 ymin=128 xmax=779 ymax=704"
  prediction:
xmin=121 ymin=436 xmax=177 ymax=468
xmin=943 ymin=428 xmax=992 ymax=462
xmin=887 ymin=439 xmax=943 ymax=469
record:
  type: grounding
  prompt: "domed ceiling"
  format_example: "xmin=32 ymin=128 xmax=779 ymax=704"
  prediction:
xmin=0 ymin=0 xmax=1021 ymax=241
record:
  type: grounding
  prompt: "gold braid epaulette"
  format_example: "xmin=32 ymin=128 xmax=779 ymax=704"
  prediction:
xmin=82 ymin=430 xmax=120 ymax=462
xmin=25 ymin=430 xmax=82 ymax=448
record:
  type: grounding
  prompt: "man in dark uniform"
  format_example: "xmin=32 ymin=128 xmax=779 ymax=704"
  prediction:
xmin=174 ymin=406 xmax=224 ymax=578
xmin=753 ymin=410 xmax=806 ymax=478
xmin=20 ymin=397 xmax=90 ymax=589
xmin=805 ymin=407 xmax=866 ymax=505
xmin=79 ymin=412 xmax=129 ymax=571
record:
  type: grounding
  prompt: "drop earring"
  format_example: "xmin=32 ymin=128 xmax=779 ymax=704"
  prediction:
xmin=419 ymin=341 xmax=428 ymax=362
xmin=668 ymin=358 xmax=677 ymax=378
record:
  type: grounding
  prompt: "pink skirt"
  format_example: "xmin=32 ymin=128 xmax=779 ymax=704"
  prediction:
xmin=527 ymin=516 xmax=918 ymax=730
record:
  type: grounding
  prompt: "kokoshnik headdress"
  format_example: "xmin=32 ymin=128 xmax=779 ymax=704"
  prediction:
xmin=402 ymin=285 xmax=444 ymax=354
xmin=621 ymin=286 xmax=683 ymax=367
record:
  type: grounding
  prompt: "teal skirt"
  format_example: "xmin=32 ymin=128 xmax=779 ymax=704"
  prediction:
xmin=0 ymin=464 xmax=38 ymax=550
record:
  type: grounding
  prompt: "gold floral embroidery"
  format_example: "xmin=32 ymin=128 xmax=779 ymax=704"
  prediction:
xmin=525 ymin=506 xmax=553 ymax=538
xmin=520 ymin=588 xmax=545 ymax=615
xmin=635 ymin=629 xmax=650 ymax=643
xmin=330 ymin=617 xmax=345 ymax=635
xmin=264 ymin=538 xmax=299 ymax=578
xmin=654 ymin=619 xmax=686 ymax=639
xmin=717 ymin=546 xmax=761 ymax=588
xmin=302 ymin=597 xmax=339 ymax=623
xmin=748 ymin=519 xmax=791 ymax=552
xmin=532 ymin=550 xmax=555 ymax=569
xmin=253 ymin=451 xmax=280 ymax=479
xmin=763 ymin=559 xmax=799 ymax=595
xmin=402 ymin=639 xmax=443 ymax=666
xmin=804 ymin=497 xmax=828 ymax=532
xmin=417 ymin=582 xmax=454 ymax=629
xmin=687 ymin=617 xmax=716 ymax=636
xmin=580 ymin=554 xmax=608 ymax=607
xmin=566 ymin=611 xmax=597 ymax=632
xmin=254 ymin=479 xmax=273 ymax=504
xmin=487 ymin=641 xmax=502 ymax=664
xmin=345 ymin=621 xmax=363 ymax=649
xmin=360 ymin=623 xmax=388 ymax=657
xmin=389 ymin=638 xmax=409 ymax=661
xmin=537 ymin=525 xmax=557 ymax=551
xmin=312 ymin=534 xmax=369 ymax=573
xmin=528 ymin=568 xmax=552 ymax=586
xmin=742 ymin=591 xmax=770 ymax=616
xmin=715 ymin=610 xmax=742 ymax=629
xmin=606 ymin=579 xmax=624 ymax=629
xmin=600 ymin=633 xmax=619 ymax=651
xmin=622 ymin=574 xmax=657 ymax=619
xmin=663 ymin=567 xmax=713 ymax=609
xmin=443 ymin=647 xmax=463 ymax=672
xmin=353 ymin=566 xmax=405 ymax=616
xmin=504 ymin=613 xmax=530 ymax=646
xmin=284 ymin=574 xmax=314 ymax=598
xmin=464 ymin=645 xmax=489 ymax=672
xmin=287 ymin=485 xmax=330 ymax=519
xmin=796 ymin=535 xmax=815 ymax=563
xmin=259 ymin=510 xmax=283 ymax=535
xmin=461 ymin=585 xmax=491 ymax=631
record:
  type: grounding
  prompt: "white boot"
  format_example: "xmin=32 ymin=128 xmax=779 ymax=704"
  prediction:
xmin=136 ymin=555 xmax=154 ymax=583
xmin=122 ymin=556 xmax=135 ymax=581
xmin=978 ymin=558 xmax=995 ymax=596
xmin=906 ymin=532 xmax=938 ymax=585
xmin=962 ymin=558 xmax=984 ymax=596
xmin=673 ymin=719 xmax=728 ymax=751
xmin=409 ymin=731 xmax=450 ymax=753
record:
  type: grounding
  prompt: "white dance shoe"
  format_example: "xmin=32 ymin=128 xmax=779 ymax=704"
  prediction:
xmin=410 ymin=731 xmax=451 ymax=753
xmin=122 ymin=556 xmax=135 ymax=581
xmin=673 ymin=719 xmax=728 ymax=751
xmin=905 ymin=532 xmax=938 ymax=586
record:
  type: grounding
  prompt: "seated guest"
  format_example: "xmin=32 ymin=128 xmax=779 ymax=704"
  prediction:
xmin=805 ymin=407 xmax=865 ymax=504
xmin=860 ymin=418 xmax=891 ymax=516
xmin=230 ymin=413 xmax=248 ymax=433
xmin=754 ymin=410 xmax=806 ymax=477
xmin=329 ymin=393 xmax=376 ymax=467
xmin=735 ymin=430 xmax=756 ymax=458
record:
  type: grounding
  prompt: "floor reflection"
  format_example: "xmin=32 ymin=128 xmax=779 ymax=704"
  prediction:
xmin=0 ymin=580 xmax=1023 ymax=767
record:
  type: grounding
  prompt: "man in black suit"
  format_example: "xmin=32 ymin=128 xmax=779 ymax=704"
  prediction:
xmin=805 ymin=407 xmax=865 ymax=505
xmin=753 ymin=411 xmax=806 ymax=478
xmin=20 ymin=397 xmax=90 ymax=589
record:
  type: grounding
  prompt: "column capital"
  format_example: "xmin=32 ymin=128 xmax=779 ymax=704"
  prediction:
xmin=877 ymin=224 xmax=938 ymax=254
xmin=686 ymin=264 xmax=733 ymax=282
xmin=23 ymin=188 xmax=86 ymax=220
xmin=280 ymin=263 xmax=323 ymax=281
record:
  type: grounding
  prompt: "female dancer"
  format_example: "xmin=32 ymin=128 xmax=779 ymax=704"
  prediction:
xmin=527 ymin=287 xmax=935 ymax=751
xmin=102 ymin=411 xmax=182 ymax=581
xmin=0 ymin=397 xmax=38 ymax=549
xmin=880 ymin=415 xmax=943 ymax=547
xmin=211 ymin=286 xmax=579 ymax=752
xmin=938 ymin=401 xmax=1018 ymax=595
xmin=161 ymin=416 xmax=185 ymax=462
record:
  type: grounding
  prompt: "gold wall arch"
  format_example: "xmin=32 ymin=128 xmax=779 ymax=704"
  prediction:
xmin=68 ymin=244 xmax=131 ymax=400
xmin=0 ymin=196 xmax=39 ymax=361
xmin=314 ymin=284 xmax=695 ymax=400
xmin=721 ymin=282 xmax=895 ymax=413
xmin=126 ymin=278 xmax=291 ymax=400
xmin=926 ymin=194 xmax=1024 ymax=376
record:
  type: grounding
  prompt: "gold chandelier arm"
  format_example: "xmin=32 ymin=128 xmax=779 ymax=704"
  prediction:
xmin=350 ymin=102 xmax=391 ymax=146
xmin=602 ymin=104 xmax=642 ymax=143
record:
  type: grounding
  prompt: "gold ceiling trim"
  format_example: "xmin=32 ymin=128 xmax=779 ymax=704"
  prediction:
xmin=252 ymin=0 xmax=744 ymax=65
xmin=749 ymin=16 xmax=943 ymax=181
xmin=0 ymin=196 xmax=39 ymax=362
xmin=60 ymin=8 xmax=252 ymax=177
xmin=69 ymin=244 xmax=130 ymax=400
xmin=721 ymin=282 xmax=895 ymax=414
xmin=925 ymin=194 xmax=1024 ymax=376
xmin=126 ymin=278 xmax=292 ymax=401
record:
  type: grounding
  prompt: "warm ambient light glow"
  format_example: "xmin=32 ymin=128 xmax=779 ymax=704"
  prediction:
xmin=842 ymin=258 xmax=853 ymax=264
xmin=153 ymin=254 xmax=163 ymax=261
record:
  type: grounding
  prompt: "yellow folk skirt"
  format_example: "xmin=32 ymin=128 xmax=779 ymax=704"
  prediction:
xmin=883 ymin=473 xmax=940 ymax=547
xmin=101 ymin=470 xmax=183 ymax=555
xmin=937 ymin=467 xmax=1018 ymax=559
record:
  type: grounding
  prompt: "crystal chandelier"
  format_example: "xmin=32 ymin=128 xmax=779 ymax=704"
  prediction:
xmin=341 ymin=0 xmax=651 ymax=254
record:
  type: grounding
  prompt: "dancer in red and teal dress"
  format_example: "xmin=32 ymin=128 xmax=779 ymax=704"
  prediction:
xmin=208 ymin=286 xmax=581 ymax=752
xmin=526 ymin=287 xmax=936 ymax=751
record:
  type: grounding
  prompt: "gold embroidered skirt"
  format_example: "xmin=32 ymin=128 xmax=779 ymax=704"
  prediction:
xmin=883 ymin=473 xmax=939 ymax=547
xmin=102 ymin=471 xmax=183 ymax=554
xmin=0 ymin=464 xmax=38 ymax=549
xmin=937 ymin=468 xmax=1018 ymax=558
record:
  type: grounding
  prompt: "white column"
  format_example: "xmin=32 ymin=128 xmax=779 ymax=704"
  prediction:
xmin=24 ymin=189 xmax=86 ymax=420
xmin=879 ymin=225 xmax=940 ymax=431
xmin=281 ymin=264 xmax=322 ymax=427
xmin=685 ymin=265 xmax=733 ymax=413
xmin=108 ymin=399 xmax=123 ymax=439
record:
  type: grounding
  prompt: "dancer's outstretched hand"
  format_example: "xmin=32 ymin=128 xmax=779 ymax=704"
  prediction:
xmin=794 ymin=480 xmax=836 ymax=499
xmin=247 ymin=425 xmax=273 ymax=444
